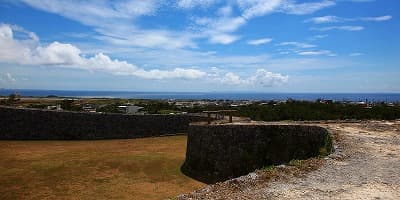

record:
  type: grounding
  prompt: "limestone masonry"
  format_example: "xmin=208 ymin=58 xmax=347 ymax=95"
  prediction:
xmin=0 ymin=106 xmax=207 ymax=140
xmin=182 ymin=123 xmax=333 ymax=183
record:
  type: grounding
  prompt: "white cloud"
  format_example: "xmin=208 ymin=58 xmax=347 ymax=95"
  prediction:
xmin=349 ymin=52 xmax=364 ymax=56
xmin=209 ymin=34 xmax=240 ymax=45
xmin=343 ymin=0 xmax=375 ymax=2
xmin=176 ymin=0 xmax=220 ymax=9
xmin=218 ymin=69 xmax=288 ymax=87
xmin=236 ymin=0 xmax=335 ymax=19
xmin=298 ymin=50 xmax=336 ymax=56
xmin=237 ymin=0 xmax=283 ymax=19
xmin=361 ymin=15 xmax=392 ymax=22
xmin=0 ymin=24 xmax=288 ymax=87
xmin=277 ymin=42 xmax=316 ymax=49
xmin=247 ymin=38 xmax=273 ymax=45
xmin=193 ymin=13 xmax=246 ymax=44
xmin=280 ymin=0 xmax=335 ymax=15
xmin=0 ymin=72 xmax=16 ymax=83
xmin=17 ymin=0 xmax=336 ymax=48
xmin=309 ymin=34 xmax=328 ymax=41
xmin=36 ymin=42 xmax=84 ymax=65
xmin=94 ymin=29 xmax=197 ymax=49
xmin=220 ymin=72 xmax=246 ymax=85
xmin=18 ymin=0 xmax=196 ymax=50
xmin=0 ymin=24 xmax=205 ymax=80
xmin=248 ymin=69 xmax=289 ymax=87
xmin=190 ymin=0 xmax=335 ymax=45
xmin=306 ymin=15 xmax=392 ymax=24
xmin=305 ymin=16 xmax=341 ymax=24
xmin=20 ymin=0 xmax=161 ymax=25
xmin=311 ymin=26 xmax=364 ymax=31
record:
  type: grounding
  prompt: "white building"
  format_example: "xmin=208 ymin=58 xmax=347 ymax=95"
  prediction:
xmin=118 ymin=105 xmax=144 ymax=114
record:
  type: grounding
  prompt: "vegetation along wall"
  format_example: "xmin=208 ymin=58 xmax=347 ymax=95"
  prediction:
xmin=0 ymin=106 xmax=208 ymax=140
xmin=182 ymin=124 xmax=333 ymax=183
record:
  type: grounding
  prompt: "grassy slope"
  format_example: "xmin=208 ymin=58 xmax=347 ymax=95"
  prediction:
xmin=0 ymin=136 xmax=204 ymax=200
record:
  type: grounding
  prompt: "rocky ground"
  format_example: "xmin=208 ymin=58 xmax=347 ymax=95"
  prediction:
xmin=177 ymin=120 xmax=400 ymax=199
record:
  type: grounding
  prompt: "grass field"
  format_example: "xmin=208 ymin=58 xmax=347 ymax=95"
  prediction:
xmin=0 ymin=136 xmax=204 ymax=200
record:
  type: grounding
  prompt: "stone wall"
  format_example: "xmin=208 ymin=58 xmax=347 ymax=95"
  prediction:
xmin=182 ymin=124 xmax=333 ymax=183
xmin=0 ymin=106 xmax=207 ymax=140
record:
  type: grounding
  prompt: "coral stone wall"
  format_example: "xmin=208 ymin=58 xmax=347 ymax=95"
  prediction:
xmin=0 ymin=106 xmax=207 ymax=140
xmin=182 ymin=124 xmax=333 ymax=183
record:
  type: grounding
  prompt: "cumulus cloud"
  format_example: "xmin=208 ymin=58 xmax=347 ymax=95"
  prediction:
xmin=248 ymin=69 xmax=289 ymax=87
xmin=247 ymin=38 xmax=273 ymax=45
xmin=305 ymin=15 xmax=392 ymax=24
xmin=0 ymin=24 xmax=288 ymax=87
xmin=0 ymin=24 xmax=205 ymax=80
xmin=218 ymin=69 xmax=289 ymax=87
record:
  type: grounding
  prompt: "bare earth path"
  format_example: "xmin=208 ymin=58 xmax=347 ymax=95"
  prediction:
xmin=178 ymin=121 xmax=400 ymax=199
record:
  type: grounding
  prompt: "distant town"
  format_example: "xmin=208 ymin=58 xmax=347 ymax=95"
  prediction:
xmin=1 ymin=93 xmax=399 ymax=121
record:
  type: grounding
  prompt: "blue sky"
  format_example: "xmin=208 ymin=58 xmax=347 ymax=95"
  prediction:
xmin=0 ymin=0 xmax=399 ymax=92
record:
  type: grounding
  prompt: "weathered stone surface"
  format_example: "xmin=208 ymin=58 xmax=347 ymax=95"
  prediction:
xmin=0 ymin=106 xmax=207 ymax=140
xmin=182 ymin=124 xmax=333 ymax=183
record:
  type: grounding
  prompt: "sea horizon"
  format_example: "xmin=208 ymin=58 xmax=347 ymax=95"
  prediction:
xmin=1 ymin=88 xmax=400 ymax=102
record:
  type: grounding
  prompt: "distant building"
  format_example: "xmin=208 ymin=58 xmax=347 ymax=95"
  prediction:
xmin=47 ymin=104 xmax=62 ymax=111
xmin=118 ymin=105 xmax=144 ymax=114
xmin=82 ymin=104 xmax=96 ymax=112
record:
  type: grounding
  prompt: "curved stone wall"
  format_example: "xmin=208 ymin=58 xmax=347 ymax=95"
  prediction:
xmin=0 ymin=106 xmax=207 ymax=140
xmin=182 ymin=124 xmax=333 ymax=183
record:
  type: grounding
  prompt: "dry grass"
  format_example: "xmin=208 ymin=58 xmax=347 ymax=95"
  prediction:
xmin=0 ymin=136 xmax=204 ymax=200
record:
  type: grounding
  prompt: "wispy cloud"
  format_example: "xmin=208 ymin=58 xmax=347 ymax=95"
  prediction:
xmin=276 ymin=41 xmax=336 ymax=56
xmin=277 ymin=42 xmax=316 ymax=49
xmin=280 ymin=0 xmax=335 ymax=15
xmin=310 ymin=26 xmax=364 ymax=31
xmin=18 ymin=0 xmax=198 ymax=49
xmin=309 ymin=34 xmax=329 ymax=41
xmin=176 ymin=0 xmax=220 ymax=9
xmin=298 ymin=50 xmax=336 ymax=56
xmin=305 ymin=15 xmax=392 ymax=24
xmin=0 ymin=72 xmax=16 ymax=83
xmin=16 ymin=0 xmax=337 ymax=47
xmin=247 ymin=38 xmax=273 ymax=45
xmin=192 ymin=0 xmax=336 ymax=45
xmin=349 ymin=52 xmax=364 ymax=56
xmin=361 ymin=15 xmax=392 ymax=22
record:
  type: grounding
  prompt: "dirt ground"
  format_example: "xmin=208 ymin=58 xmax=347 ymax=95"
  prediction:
xmin=0 ymin=136 xmax=204 ymax=200
xmin=178 ymin=120 xmax=400 ymax=199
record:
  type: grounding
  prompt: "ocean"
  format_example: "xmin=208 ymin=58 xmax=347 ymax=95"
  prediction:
xmin=1 ymin=89 xmax=400 ymax=102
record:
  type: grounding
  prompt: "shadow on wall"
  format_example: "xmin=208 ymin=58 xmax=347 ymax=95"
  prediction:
xmin=181 ymin=124 xmax=333 ymax=184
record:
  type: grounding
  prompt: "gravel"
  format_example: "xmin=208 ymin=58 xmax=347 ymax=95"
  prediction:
xmin=176 ymin=120 xmax=400 ymax=200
